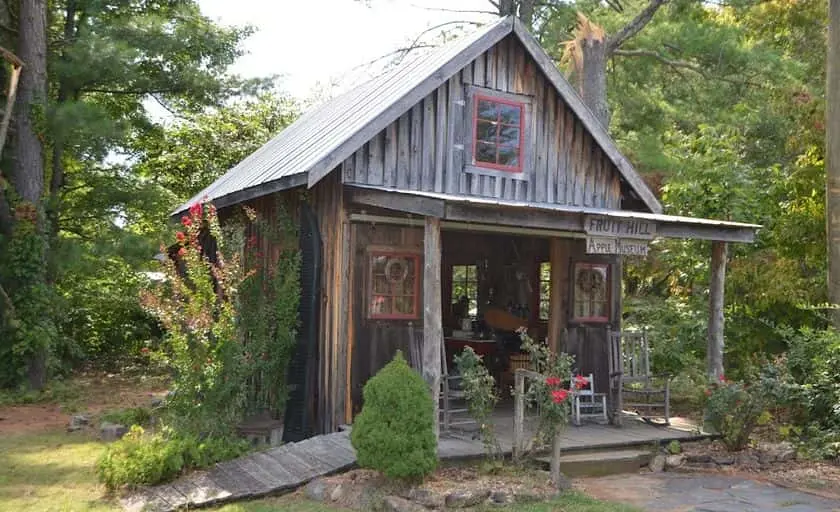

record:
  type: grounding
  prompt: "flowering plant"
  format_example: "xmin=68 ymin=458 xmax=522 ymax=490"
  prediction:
xmin=518 ymin=328 xmax=575 ymax=447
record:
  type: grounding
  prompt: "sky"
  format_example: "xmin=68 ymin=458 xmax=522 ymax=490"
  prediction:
xmin=197 ymin=0 xmax=496 ymax=101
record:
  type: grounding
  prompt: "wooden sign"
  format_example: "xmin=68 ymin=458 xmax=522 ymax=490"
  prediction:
xmin=584 ymin=215 xmax=657 ymax=240
xmin=586 ymin=236 xmax=650 ymax=257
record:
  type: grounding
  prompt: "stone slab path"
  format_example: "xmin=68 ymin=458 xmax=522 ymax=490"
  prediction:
xmin=579 ymin=473 xmax=840 ymax=512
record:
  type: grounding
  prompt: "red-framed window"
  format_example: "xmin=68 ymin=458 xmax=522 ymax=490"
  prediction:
xmin=571 ymin=262 xmax=610 ymax=323
xmin=368 ymin=252 xmax=420 ymax=320
xmin=473 ymin=94 xmax=525 ymax=172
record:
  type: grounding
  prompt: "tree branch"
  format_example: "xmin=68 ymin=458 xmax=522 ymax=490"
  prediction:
xmin=409 ymin=4 xmax=499 ymax=16
xmin=0 ymin=281 xmax=16 ymax=321
xmin=612 ymin=48 xmax=763 ymax=88
xmin=606 ymin=0 xmax=668 ymax=55
xmin=397 ymin=20 xmax=484 ymax=65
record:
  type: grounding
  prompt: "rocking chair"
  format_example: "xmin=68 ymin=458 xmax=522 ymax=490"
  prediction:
xmin=607 ymin=329 xmax=671 ymax=426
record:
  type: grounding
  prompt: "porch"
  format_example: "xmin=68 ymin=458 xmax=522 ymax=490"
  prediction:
xmin=436 ymin=406 xmax=707 ymax=460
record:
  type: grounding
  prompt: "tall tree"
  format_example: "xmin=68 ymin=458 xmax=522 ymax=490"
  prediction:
xmin=828 ymin=0 xmax=840 ymax=327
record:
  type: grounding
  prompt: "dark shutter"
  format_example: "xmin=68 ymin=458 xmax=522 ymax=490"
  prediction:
xmin=283 ymin=201 xmax=322 ymax=442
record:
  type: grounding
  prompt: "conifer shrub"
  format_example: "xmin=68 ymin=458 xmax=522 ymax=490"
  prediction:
xmin=350 ymin=351 xmax=437 ymax=480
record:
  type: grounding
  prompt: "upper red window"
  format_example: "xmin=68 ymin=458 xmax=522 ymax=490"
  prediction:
xmin=473 ymin=94 xmax=525 ymax=172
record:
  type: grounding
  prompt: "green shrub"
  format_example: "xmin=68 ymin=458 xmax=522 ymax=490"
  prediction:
xmin=96 ymin=426 xmax=249 ymax=489
xmin=350 ymin=352 xmax=437 ymax=480
xmin=704 ymin=378 xmax=767 ymax=451
xmin=101 ymin=407 xmax=152 ymax=427
xmin=454 ymin=347 xmax=500 ymax=461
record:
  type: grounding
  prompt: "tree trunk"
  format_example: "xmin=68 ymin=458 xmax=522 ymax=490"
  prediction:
xmin=579 ymin=37 xmax=610 ymax=127
xmin=828 ymin=0 xmax=840 ymax=327
xmin=13 ymin=0 xmax=49 ymax=391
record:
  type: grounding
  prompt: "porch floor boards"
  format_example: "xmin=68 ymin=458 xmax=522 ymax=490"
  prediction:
xmin=121 ymin=414 xmax=709 ymax=512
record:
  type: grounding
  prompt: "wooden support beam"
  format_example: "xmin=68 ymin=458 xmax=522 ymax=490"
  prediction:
xmin=707 ymin=241 xmax=727 ymax=380
xmin=548 ymin=239 xmax=569 ymax=354
xmin=350 ymin=187 xmax=446 ymax=218
xmin=422 ymin=216 xmax=443 ymax=441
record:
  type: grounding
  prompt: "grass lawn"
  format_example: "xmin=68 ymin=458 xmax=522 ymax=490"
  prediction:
xmin=0 ymin=428 xmax=638 ymax=512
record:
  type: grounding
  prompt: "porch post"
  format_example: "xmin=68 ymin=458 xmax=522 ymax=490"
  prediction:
xmin=707 ymin=241 xmax=727 ymax=380
xmin=548 ymin=239 xmax=569 ymax=354
xmin=423 ymin=216 xmax=443 ymax=440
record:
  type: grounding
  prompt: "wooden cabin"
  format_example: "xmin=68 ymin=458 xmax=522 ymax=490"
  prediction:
xmin=175 ymin=16 xmax=759 ymax=437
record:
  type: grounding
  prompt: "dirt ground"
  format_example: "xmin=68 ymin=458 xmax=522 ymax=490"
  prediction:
xmin=0 ymin=371 xmax=168 ymax=435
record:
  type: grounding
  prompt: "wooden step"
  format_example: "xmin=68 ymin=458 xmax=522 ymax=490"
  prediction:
xmin=535 ymin=448 xmax=652 ymax=477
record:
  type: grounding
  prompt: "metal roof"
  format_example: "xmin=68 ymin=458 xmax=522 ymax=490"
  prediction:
xmin=174 ymin=16 xmax=663 ymax=215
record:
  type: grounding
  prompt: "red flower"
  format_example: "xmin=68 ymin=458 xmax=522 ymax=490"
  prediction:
xmin=140 ymin=347 xmax=150 ymax=355
xmin=175 ymin=231 xmax=186 ymax=242
xmin=719 ymin=374 xmax=728 ymax=384
xmin=181 ymin=216 xmax=192 ymax=227
xmin=545 ymin=376 xmax=562 ymax=387
xmin=574 ymin=374 xmax=589 ymax=390
xmin=189 ymin=202 xmax=202 ymax=217
xmin=704 ymin=388 xmax=712 ymax=397
xmin=247 ymin=235 xmax=258 ymax=248
xmin=551 ymin=389 xmax=569 ymax=404
xmin=177 ymin=247 xmax=186 ymax=257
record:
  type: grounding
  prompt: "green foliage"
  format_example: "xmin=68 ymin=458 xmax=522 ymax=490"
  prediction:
xmin=101 ymin=407 xmax=153 ymax=428
xmin=96 ymin=426 xmax=249 ymax=489
xmin=454 ymin=347 xmax=501 ymax=461
xmin=0 ymin=209 xmax=56 ymax=389
xmin=237 ymin=204 xmax=300 ymax=418
xmin=141 ymin=202 xmax=299 ymax=435
xmin=351 ymin=352 xmax=437 ymax=480
xmin=518 ymin=329 xmax=574 ymax=446
xmin=666 ymin=440 xmax=681 ymax=455
xmin=704 ymin=377 xmax=768 ymax=451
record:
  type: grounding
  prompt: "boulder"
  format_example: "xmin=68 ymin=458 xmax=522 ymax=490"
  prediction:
xmin=665 ymin=454 xmax=686 ymax=469
xmin=735 ymin=452 xmax=760 ymax=469
xmin=489 ymin=489 xmax=514 ymax=505
xmin=444 ymin=489 xmax=491 ymax=509
xmin=407 ymin=487 xmax=444 ymax=509
xmin=648 ymin=454 xmax=666 ymax=472
xmin=711 ymin=455 xmax=735 ymax=465
xmin=330 ymin=484 xmax=343 ymax=502
xmin=67 ymin=414 xmax=90 ymax=432
xmin=383 ymin=495 xmax=426 ymax=512
xmin=100 ymin=421 xmax=128 ymax=441
xmin=304 ymin=478 xmax=329 ymax=502
xmin=686 ymin=453 xmax=712 ymax=463
xmin=757 ymin=442 xmax=796 ymax=463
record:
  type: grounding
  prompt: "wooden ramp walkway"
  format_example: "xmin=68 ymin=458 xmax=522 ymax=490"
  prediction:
xmin=121 ymin=431 xmax=356 ymax=512
xmin=122 ymin=415 xmax=708 ymax=511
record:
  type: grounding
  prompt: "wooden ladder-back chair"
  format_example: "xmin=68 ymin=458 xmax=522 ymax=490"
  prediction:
xmin=407 ymin=323 xmax=475 ymax=432
xmin=571 ymin=373 xmax=608 ymax=426
xmin=607 ymin=329 xmax=671 ymax=426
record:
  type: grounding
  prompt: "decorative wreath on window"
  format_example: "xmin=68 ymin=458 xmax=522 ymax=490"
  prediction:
xmin=576 ymin=267 xmax=605 ymax=294
xmin=384 ymin=257 xmax=411 ymax=284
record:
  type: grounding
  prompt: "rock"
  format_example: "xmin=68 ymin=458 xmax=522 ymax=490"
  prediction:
xmin=489 ymin=490 xmax=514 ymax=505
xmin=757 ymin=442 xmax=796 ymax=463
xmin=552 ymin=473 xmax=573 ymax=492
xmin=648 ymin=454 xmax=666 ymax=472
xmin=712 ymin=455 xmax=735 ymax=465
xmin=330 ymin=484 xmax=343 ymax=502
xmin=665 ymin=454 xmax=686 ymax=469
xmin=444 ymin=489 xmax=491 ymax=509
xmin=305 ymin=478 xmax=329 ymax=502
xmin=686 ymin=454 xmax=712 ymax=463
xmin=408 ymin=487 xmax=444 ymax=509
xmin=383 ymin=495 xmax=425 ymax=512
xmin=735 ymin=452 xmax=759 ymax=469
xmin=67 ymin=414 xmax=90 ymax=431
xmin=100 ymin=421 xmax=128 ymax=441
xmin=150 ymin=397 xmax=164 ymax=408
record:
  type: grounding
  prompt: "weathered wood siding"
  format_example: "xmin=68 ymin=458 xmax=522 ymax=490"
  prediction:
xmin=342 ymin=35 xmax=622 ymax=208
xmin=228 ymin=174 xmax=351 ymax=434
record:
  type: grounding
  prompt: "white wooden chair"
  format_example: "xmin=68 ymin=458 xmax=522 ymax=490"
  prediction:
xmin=570 ymin=373 xmax=608 ymax=426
